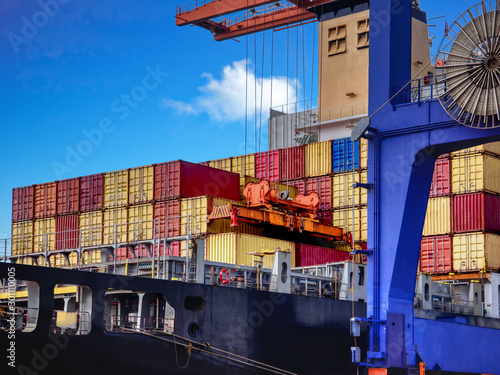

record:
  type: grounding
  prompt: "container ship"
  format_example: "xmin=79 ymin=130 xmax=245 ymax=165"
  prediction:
xmin=3 ymin=1 xmax=500 ymax=374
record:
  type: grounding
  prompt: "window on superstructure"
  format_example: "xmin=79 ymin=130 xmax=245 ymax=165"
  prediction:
xmin=327 ymin=25 xmax=346 ymax=56
xmin=357 ymin=19 xmax=369 ymax=49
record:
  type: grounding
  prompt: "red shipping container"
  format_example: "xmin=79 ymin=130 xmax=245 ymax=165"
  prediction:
xmin=429 ymin=157 xmax=450 ymax=197
xmin=155 ymin=242 xmax=180 ymax=257
xmin=420 ymin=235 xmax=452 ymax=274
xmin=80 ymin=174 xmax=103 ymax=212
xmin=452 ymin=192 xmax=500 ymax=233
xmin=316 ymin=210 xmax=332 ymax=225
xmin=115 ymin=246 xmax=134 ymax=261
xmin=57 ymin=178 xmax=80 ymax=215
xmin=55 ymin=214 xmax=79 ymax=250
xmin=280 ymin=146 xmax=305 ymax=181
xmin=306 ymin=176 xmax=332 ymax=210
xmin=295 ymin=243 xmax=351 ymax=267
xmin=154 ymin=201 xmax=181 ymax=238
xmin=35 ymin=182 xmax=57 ymax=218
xmin=12 ymin=186 xmax=35 ymax=222
xmin=255 ymin=150 xmax=280 ymax=181
xmin=154 ymin=160 xmax=240 ymax=202
xmin=286 ymin=179 xmax=306 ymax=195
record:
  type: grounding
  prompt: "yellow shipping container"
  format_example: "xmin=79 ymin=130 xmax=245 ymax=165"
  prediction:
xmin=305 ymin=141 xmax=332 ymax=177
xmin=206 ymin=233 xmax=295 ymax=269
xmin=208 ymin=157 xmax=232 ymax=172
xmin=80 ymin=211 xmax=103 ymax=247
xmin=83 ymin=250 xmax=102 ymax=264
xmin=239 ymin=176 xmax=298 ymax=203
xmin=453 ymin=232 xmax=500 ymax=272
xmin=332 ymin=207 xmax=368 ymax=242
xmin=34 ymin=218 xmax=55 ymax=253
xmin=103 ymin=207 xmax=128 ymax=245
xmin=232 ymin=154 xmax=255 ymax=178
xmin=18 ymin=257 xmax=36 ymax=266
xmin=49 ymin=253 xmax=78 ymax=268
xmin=12 ymin=221 xmax=33 ymax=255
xmin=128 ymin=204 xmax=153 ymax=242
xmin=129 ymin=165 xmax=153 ymax=205
xmin=104 ymin=170 xmax=129 ymax=208
xmin=451 ymin=153 xmax=500 ymax=194
xmin=360 ymin=138 xmax=369 ymax=170
xmin=180 ymin=196 xmax=242 ymax=236
xmin=422 ymin=196 xmax=450 ymax=236
xmin=332 ymin=171 xmax=368 ymax=208
xmin=451 ymin=141 xmax=500 ymax=157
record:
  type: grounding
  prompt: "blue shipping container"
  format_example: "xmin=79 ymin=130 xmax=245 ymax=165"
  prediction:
xmin=332 ymin=138 xmax=359 ymax=173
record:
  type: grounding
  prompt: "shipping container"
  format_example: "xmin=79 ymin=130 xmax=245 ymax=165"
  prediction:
xmin=451 ymin=141 xmax=500 ymax=157
xmin=103 ymin=207 xmax=128 ymax=245
xmin=429 ymin=157 xmax=450 ymax=197
xmin=129 ymin=165 xmax=154 ymax=205
xmin=453 ymin=232 xmax=500 ymax=272
xmin=17 ymin=257 xmax=36 ymax=266
xmin=49 ymin=252 xmax=78 ymax=268
xmin=452 ymin=193 xmax=500 ymax=234
xmin=332 ymin=207 xmax=368 ymax=242
xmin=154 ymin=200 xmax=181 ymax=239
xmin=332 ymin=172 xmax=368 ymax=208
xmin=115 ymin=246 xmax=135 ymax=262
xmin=104 ymin=170 xmax=129 ymax=208
xmin=154 ymin=160 xmax=240 ymax=202
xmin=359 ymin=138 xmax=368 ymax=170
xmin=206 ymin=233 xmax=295 ymax=269
xmin=255 ymin=150 xmax=280 ymax=181
xmin=231 ymin=154 xmax=255 ymax=178
xmin=451 ymin=153 xmax=500 ymax=194
xmin=80 ymin=174 xmax=103 ymax=212
xmin=306 ymin=176 xmax=332 ymax=211
xmin=420 ymin=236 xmax=452 ymax=274
xmin=128 ymin=204 xmax=153 ymax=242
xmin=332 ymin=137 xmax=360 ymax=173
xmin=57 ymin=178 xmax=80 ymax=215
xmin=80 ymin=211 xmax=103 ymax=248
xmin=295 ymin=243 xmax=351 ymax=267
xmin=34 ymin=182 xmax=57 ymax=218
xmin=12 ymin=186 xmax=35 ymax=222
xmin=82 ymin=249 xmax=102 ymax=265
xmin=34 ymin=218 xmax=55 ymax=253
xmin=305 ymin=141 xmax=332 ymax=177
xmin=422 ymin=197 xmax=450 ymax=236
xmin=154 ymin=242 xmax=181 ymax=257
xmin=280 ymin=145 xmax=305 ymax=181
xmin=316 ymin=210 xmax=332 ymax=225
xmin=208 ymin=157 xmax=232 ymax=172
xmin=55 ymin=214 xmax=79 ymax=250
xmin=285 ymin=178 xmax=306 ymax=195
xmin=239 ymin=176 xmax=298 ymax=203
xmin=11 ymin=221 xmax=33 ymax=255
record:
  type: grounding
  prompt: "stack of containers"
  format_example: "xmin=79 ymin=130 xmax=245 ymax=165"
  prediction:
xmin=449 ymin=143 xmax=500 ymax=273
xmin=79 ymin=174 xmax=104 ymax=265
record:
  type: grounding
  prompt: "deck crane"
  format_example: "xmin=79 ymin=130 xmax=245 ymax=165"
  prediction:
xmin=175 ymin=0 xmax=336 ymax=41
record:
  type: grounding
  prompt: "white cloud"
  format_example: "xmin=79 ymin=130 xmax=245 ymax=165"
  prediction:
xmin=163 ymin=59 xmax=297 ymax=123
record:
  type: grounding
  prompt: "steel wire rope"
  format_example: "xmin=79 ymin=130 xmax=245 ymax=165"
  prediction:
xmin=258 ymin=30 xmax=266 ymax=154
xmin=310 ymin=23 xmax=316 ymax=142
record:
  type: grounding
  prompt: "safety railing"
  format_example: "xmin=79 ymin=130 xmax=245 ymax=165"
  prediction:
xmin=104 ymin=314 xmax=174 ymax=334
xmin=0 ymin=305 xmax=39 ymax=332
xmin=391 ymin=77 xmax=438 ymax=106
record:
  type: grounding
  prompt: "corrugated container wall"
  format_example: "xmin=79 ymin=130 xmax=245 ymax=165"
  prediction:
xmin=422 ymin=197 xmax=450 ymax=236
xmin=316 ymin=210 xmax=332 ymax=225
xmin=80 ymin=211 xmax=103 ymax=248
xmin=208 ymin=157 xmax=232 ymax=172
xmin=332 ymin=207 xmax=368 ymax=242
xmin=11 ymin=221 xmax=33 ymax=255
xmin=452 ymin=193 xmax=500 ymax=233
xmin=305 ymin=141 xmax=332 ymax=177
xmin=451 ymin=153 xmax=500 ymax=194
xmin=453 ymin=232 xmax=500 ymax=272
xmin=359 ymin=138 xmax=368 ymax=170
xmin=429 ymin=157 xmax=450 ymax=197
xmin=83 ymin=249 xmax=101 ymax=264
xmin=103 ymin=207 xmax=128 ymax=245
xmin=80 ymin=174 xmax=103 ymax=212
xmin=280 ymin=145 xmax=305 ymax=181
xmin=295 ymin=243 xmax=350 ymax=267
xmin=35 ymin=182 xmax=57 ymax=218
xmin=55 ymin=214 xmax=79 ymax=250
xmin=255 ymin=150 xmax=280 ymax=181
xmin=12 ymin=186 xmax=34 ymax=222
xmin=128 ymin=204 xmax=153 ymax=242
xmin=332 ymin=172 xmax=368 ymax=208
xmin=57 ymin=178 xmax=80 ymax=215
xmin=104 ymin=170 xmax=129 ymax=208
xmin=332 ymin=138 xmax=360 ymax=173
xmin=154 ymin=161 xmax=240 ymax=202
xmin=34 ymin=218 xmax=55 ymax=253
xmin=420 ymin=236 xmax=452 ymax=274
xmin=129 ymin=165 xmax=154 ymax=205
xmin=451 ymin=141 xmax=500 ymax=156
xmin=306 ymin=176 xmax=332 ymax=211
xmin=154 ymin=201 xmax=181 ymax=239
xmin=231 ymin=154 xmax=255 ymax=178
xmin=206 ymin=233 xmax=295 ymax=269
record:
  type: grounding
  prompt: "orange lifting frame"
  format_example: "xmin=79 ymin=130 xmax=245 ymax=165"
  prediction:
xmin=176 ymin=0 xmax=337 ymax=41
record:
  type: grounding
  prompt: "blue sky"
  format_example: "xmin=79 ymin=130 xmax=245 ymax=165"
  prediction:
xmin=0 ymin=0 xmax=476 ymax=239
